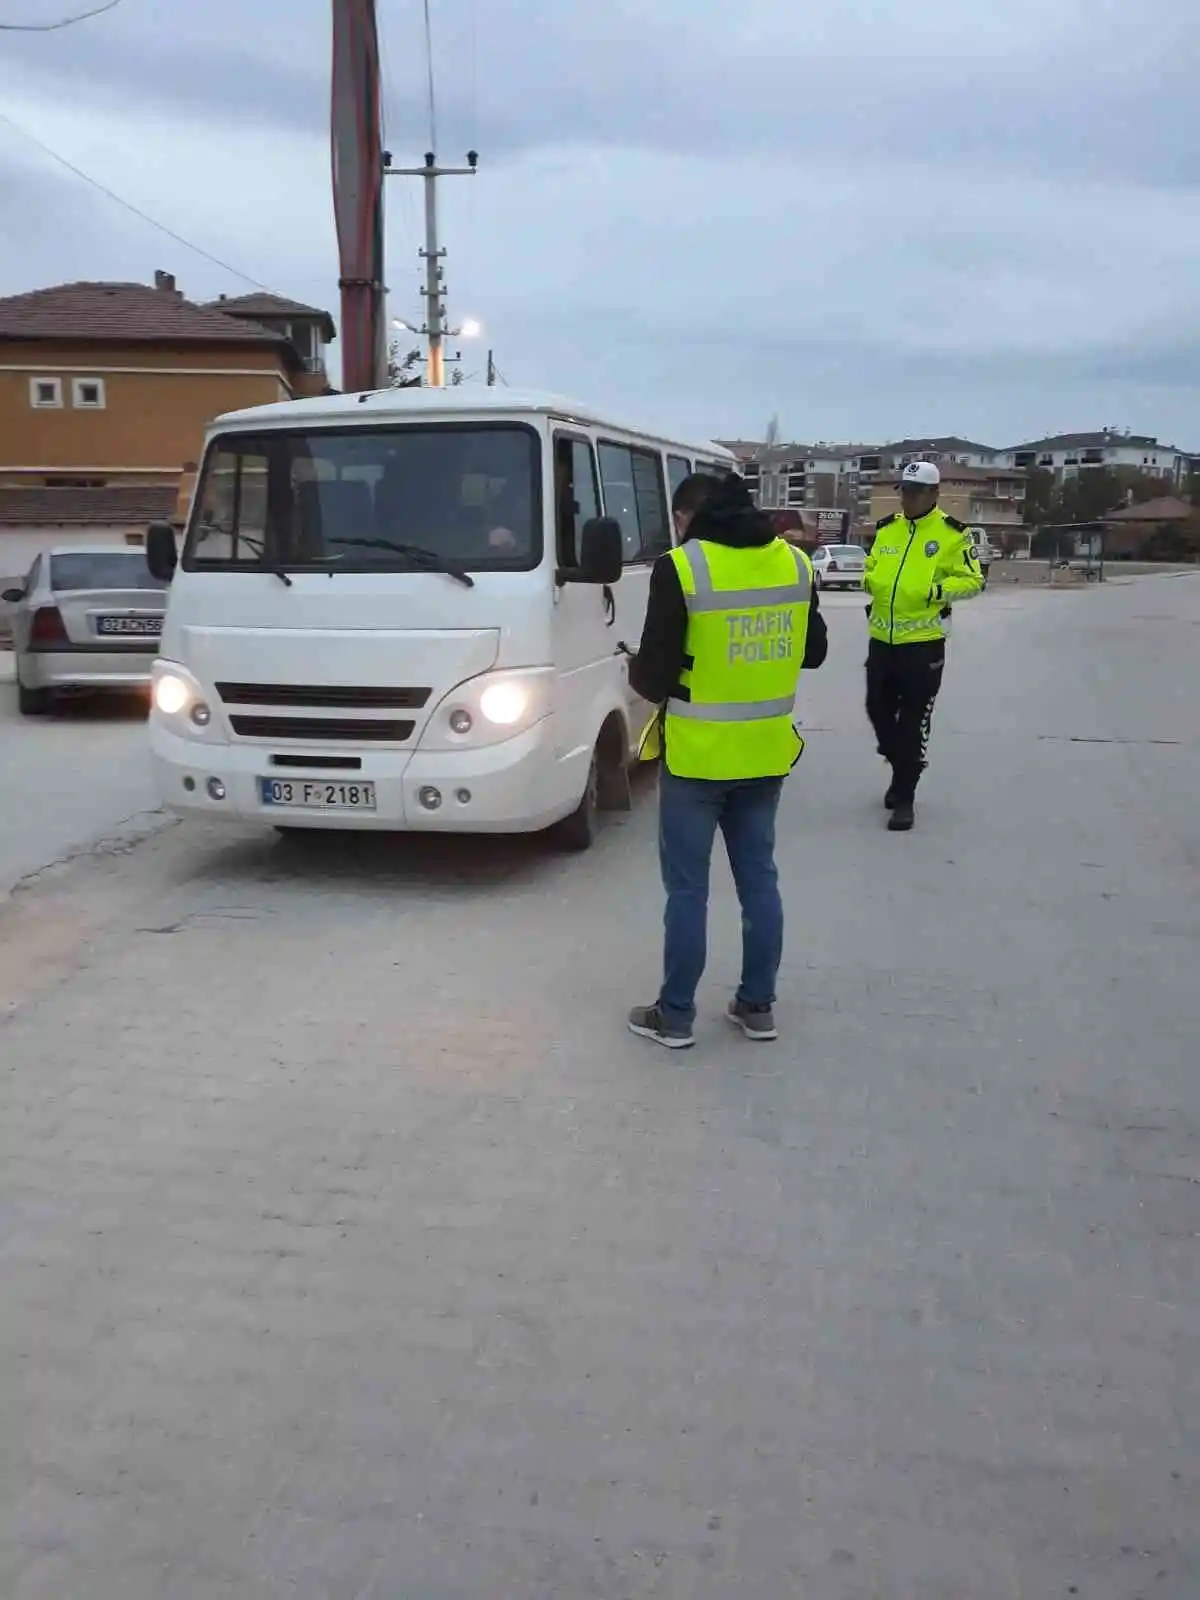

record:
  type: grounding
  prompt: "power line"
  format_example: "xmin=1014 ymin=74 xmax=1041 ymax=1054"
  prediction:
xmin=0 ymin=0 xmax=122 ymax=30
xmin=0 ymin=108 xmax=270 ymax=289
xmin=421 ymin=0 xmax=437 ymax=150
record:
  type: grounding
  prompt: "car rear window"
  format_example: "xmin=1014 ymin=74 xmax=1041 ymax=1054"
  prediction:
xmin=829 ymin=546 xmax=864 ymax=557
xmin=50 ymin=553 xmax=167 ymax=592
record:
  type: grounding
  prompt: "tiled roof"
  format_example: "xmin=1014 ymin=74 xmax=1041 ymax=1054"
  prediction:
xmin=886 ymin=435 xmax=995 ymax=455
xmin=0 ymin=281 xmax=295 ymax=355
xmin=1007 ymin=431 xmax=1170 ymax=453
xmin=0 ymin=485 xmax=179 ymax=527
xmin=1102 ymin=496 xmax=1194 ymax=523
xmin=206 ymin=292 xmax=336 ymax=341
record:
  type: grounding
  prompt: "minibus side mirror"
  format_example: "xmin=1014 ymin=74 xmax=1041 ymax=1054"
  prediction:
xmin=146 ymin=522 xmax=178 ymax=583
xmin=559 ymin=517 xmax=622 ymax=586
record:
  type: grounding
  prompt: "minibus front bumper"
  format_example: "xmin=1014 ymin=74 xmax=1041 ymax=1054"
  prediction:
xmin=148 ymin=716 xmax=584 ymax=833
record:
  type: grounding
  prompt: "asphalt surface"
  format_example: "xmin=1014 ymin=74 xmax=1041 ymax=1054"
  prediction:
xmin=0 ymin=654 xmax=162 ymax=901
xmin=1 ymin=578 xmax=1197 ymax=1598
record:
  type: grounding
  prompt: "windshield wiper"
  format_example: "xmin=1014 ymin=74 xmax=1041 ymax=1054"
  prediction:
xmin=225 ymin=535 xmax=293 ymax=587
xmin=331 ymin=537 xmax=475 ymax=588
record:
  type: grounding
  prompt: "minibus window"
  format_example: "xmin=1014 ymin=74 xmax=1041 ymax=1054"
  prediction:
xmin=553 ymin=434 xmax=600 ymax=569
xmin=666 ymin=455 xmax=692 ymax=499
xmin=598 ymin=442 xmax=669 ymax=565
xmin=183 ymin=424 xmax=542 ymax=574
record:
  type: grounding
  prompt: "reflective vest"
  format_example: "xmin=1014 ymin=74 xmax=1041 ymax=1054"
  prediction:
xmin=645 ymin=537 xmax=812 ymax=781
xmin=863 ymin=508 xmax=983 ymax=645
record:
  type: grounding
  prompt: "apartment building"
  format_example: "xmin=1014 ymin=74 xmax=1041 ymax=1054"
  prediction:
xmin=997 ymin=431 xmax=1199 ymax=487
xmin=719 ymin=441 xmax=866 ymax=513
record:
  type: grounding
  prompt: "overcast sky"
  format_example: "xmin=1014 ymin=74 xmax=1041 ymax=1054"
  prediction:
xmin=1 ymin=0 xmax=1198 ymax=447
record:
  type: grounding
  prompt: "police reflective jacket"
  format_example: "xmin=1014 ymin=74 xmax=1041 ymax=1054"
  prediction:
xmin=863 ymin=507 xmax=983 ymax=645
xmin=656 ymin=537 xmax=813 ymax=780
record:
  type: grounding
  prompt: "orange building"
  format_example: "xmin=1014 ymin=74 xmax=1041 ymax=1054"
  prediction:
xmin=0 ymin=273 xmax=335 ymax=577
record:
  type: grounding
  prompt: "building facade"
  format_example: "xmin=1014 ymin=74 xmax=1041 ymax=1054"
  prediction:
xmin=0 ymin=274 xmax=336 ymax=569
xmin=864 ymin=461 xmax=1028 ymax=544
xmin=997 ymin=431 xmax=1198 ymax=487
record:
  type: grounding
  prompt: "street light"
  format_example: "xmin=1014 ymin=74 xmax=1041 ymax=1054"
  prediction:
xmin=392 ymin=314 xmax=480 ymax=336
xmin=390 ymin=314 xmax=483 ymax=386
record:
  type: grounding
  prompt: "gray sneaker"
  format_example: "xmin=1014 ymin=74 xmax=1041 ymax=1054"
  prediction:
xmin=727 ymin=999 xmax=778 ymax=1042
xmin=628 ymin=1004 xmax=694 ymax=1050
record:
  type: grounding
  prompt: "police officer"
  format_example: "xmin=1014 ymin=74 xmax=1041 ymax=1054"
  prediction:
xmin=862 ymin=460 xmax=982 ymax=832
xmin=626 ymin=472 xmax=827 ymax=1050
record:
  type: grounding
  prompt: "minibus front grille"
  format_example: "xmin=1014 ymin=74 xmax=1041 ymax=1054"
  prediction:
xmin=217 ymin=682 xmax=431 ymax=710
xmin=229 ymin=715 xmax=414 ymax=742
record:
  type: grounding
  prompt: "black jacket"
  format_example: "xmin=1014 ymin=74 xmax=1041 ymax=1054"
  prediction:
xmin=629 ymin=503 xmax=828 ymax=708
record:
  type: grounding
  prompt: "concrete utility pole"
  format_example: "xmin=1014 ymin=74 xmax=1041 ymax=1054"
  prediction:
xmin=486 ymin=349 xmax=496 ymax=387
xmin=386 ymin=151 xmax=477 ymax=387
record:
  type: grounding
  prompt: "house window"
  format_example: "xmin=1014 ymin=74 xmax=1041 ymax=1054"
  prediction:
xmin=72 ymin=378 xmax=106 ymax=409
xmin=30 ymin=377 xmax=63 ymax=409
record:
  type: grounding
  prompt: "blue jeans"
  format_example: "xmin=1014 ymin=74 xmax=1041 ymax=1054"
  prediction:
xmin=657 ymin=770 xmax=785 ymax=1027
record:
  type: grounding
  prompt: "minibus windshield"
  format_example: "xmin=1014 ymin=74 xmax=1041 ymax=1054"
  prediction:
xmin=182 ymin=423 xmax=541 ymax=574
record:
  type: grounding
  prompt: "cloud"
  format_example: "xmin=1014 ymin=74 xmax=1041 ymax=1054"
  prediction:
xmin=1 ymin=0 xmax=1199 ymax=445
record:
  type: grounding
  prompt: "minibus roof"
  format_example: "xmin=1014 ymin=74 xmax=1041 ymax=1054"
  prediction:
xmin=210 ymin=385 xmax=735 ymax=464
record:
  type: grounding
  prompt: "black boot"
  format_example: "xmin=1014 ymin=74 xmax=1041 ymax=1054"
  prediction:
xmin=884 ymin=780 xmax=898 ymax=811
xmin=888 ymin=800 xmax=915 ymax=832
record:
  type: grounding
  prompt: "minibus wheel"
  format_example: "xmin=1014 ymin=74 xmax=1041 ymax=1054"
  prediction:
xmin=552 ymin=746 xmax=599 ymax=852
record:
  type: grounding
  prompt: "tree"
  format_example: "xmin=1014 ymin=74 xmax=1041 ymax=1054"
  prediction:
xmin=1141 ymin=519 xmax=1200 ymax=562
xmin=387 ymin=340 xmax=423 ymax=387
xmin=1023 ymin=466 xmax=1055 ymax=525
xmin=450 ymin=366 xmax=465 ymax=386
xmin=1046 ymin=467 xmax=1164 ymax=526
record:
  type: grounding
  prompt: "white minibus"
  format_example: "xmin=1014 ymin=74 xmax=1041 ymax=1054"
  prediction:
xmin=145 ymin=387 xmax=735 ymax=848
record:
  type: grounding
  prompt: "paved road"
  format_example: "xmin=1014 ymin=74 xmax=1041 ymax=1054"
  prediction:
xmin=0 ymin=655 xmax=162 ymax=900
xmin=1 ymin=578 xmax=1197 ymax=1598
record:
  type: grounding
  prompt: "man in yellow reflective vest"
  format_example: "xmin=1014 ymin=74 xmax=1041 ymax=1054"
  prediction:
xmin=862 ymin=460 xmax=983 ymax=832
xmin=626 ymin=473 xmax=827 ymax=1049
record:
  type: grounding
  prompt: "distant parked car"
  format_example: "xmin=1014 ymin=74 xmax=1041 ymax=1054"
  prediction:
xmin=809 ymin=543 xmax=867 ymax=590
xmin=2 ymin=546 xmax=168 ymax=716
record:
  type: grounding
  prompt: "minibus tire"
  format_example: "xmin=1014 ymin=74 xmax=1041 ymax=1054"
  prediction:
xmin=552 ymin=748 xmax=599 ymax=852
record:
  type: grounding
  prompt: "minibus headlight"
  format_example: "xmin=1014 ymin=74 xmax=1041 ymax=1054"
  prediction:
xmin=479 ymin=681 xmax=528 ymax=726
xmin=151 ymin=662 xmax=221 ymax=742
xmin=154 ymin=673 xmax=190 ymax=716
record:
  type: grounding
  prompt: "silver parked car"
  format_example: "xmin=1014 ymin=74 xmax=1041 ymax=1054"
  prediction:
xmin=3 ymin=546 xmax=168 ymax=716
xmin=809 ymin=543 xmax=867 ymax=590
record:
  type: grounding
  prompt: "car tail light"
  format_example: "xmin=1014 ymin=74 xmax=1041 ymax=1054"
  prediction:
xmin=30 ymin=605 xmax=69 ymax=646
xmin=827 ymin=559 xmax=839 ymax=572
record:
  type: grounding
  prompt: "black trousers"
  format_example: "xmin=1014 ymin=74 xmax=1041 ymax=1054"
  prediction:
xmin=865 ymin=637 xmax=945 ymax=803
